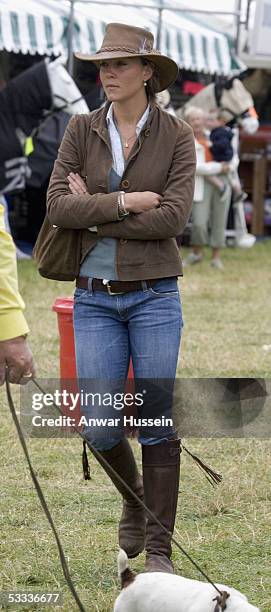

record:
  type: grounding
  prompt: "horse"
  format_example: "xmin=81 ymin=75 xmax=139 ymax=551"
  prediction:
xmin=176 ymin=74 xmax=259 ymax=248
xmin=176 ymin=74 xmax=259 ymax=133
xmin=0 ymin=57 xmax=88 ymax=196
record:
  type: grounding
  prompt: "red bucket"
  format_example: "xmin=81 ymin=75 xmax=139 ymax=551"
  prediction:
xmin=52 ymin=298 xmax=137 ymax=436
xmin=52 ymin=297 xmax=76 ymax=379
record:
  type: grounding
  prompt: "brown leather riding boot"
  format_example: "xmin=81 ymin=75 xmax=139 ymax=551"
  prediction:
xmin=142 ymin=439 xmax=181 ymax=573
xmin=92 ymin=438 xmax=146 ymax=558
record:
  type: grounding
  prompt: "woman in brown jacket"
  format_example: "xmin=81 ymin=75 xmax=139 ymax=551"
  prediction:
xmin=47 ymin=23 xmax=196 ymax=573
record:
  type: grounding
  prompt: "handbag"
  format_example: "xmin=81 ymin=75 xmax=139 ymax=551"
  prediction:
xmin=33 ymin=115 xmax=91 ymax=281
xmin=33 ymin=216 xmax=81 ymax=281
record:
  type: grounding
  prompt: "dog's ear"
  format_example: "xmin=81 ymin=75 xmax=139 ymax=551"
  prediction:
xmin=212 ymin=591 xmax=230 ymax=611
xmin=117 ymin=549 xmax=136 ymax=590
xmin=121 ymin=567 xmax=136 ymax=589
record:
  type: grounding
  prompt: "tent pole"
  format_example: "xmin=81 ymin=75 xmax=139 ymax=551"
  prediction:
xmin=156 ymin=0 xmax=164 ymax=51
xmin=245 ymin=0 xmax=252 ymax=30
xmin=67 ymin=0 xmax=75 ymax=74
xmin=235 ymin=0 xmax=242 ymax=54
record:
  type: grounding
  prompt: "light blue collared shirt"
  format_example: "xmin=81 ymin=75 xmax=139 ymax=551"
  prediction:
xmin=106 ymin=102 xmax=150 ymax=176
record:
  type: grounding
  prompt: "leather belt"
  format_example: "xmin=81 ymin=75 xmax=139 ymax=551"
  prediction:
xmin=76 ymin=276 xmax=176 ymax=295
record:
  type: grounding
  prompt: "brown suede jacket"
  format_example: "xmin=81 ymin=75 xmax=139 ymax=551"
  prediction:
xmin=47 ymin=101 xmax=196 ymax=280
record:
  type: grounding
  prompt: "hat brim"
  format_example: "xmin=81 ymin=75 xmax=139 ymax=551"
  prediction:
xmin=74 ymin=50 xmax=179 ymax=92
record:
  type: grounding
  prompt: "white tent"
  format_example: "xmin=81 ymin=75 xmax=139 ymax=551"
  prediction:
xmin=0 ymin=0 xmax=238 ymax=75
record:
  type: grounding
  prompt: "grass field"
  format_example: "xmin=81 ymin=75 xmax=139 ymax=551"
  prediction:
xmin=0 ymin=242 xmax=271 ymax=611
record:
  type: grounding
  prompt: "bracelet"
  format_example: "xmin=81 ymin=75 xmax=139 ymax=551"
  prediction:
xmin=118 ymin=191 xmax=129 ymax=219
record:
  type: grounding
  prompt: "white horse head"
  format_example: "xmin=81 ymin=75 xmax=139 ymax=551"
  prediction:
xmin=178 ymin=77 xmax=259 ymax=134
xmin=45 ymin=57 xmax=89 ymax=115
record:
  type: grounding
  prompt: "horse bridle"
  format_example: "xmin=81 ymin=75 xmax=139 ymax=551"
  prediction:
xmin=213 ymin=79 xmax=251 ymax=123
xmin=5 ymin=93 xmax=87 ymax=197
xmin=22 ymin=93 xmax=86 ymax=147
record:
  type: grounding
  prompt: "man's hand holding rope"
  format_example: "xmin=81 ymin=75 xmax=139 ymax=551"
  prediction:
xmin=0 ymin=335 xmax=35 ymax=385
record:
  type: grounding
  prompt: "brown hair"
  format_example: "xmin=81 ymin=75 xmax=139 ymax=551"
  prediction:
xmin=141 ymin=59 xmax=160 ymax=101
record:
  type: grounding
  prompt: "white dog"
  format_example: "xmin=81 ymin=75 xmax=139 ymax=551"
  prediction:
xmin=113 ymin=550 xmax=260 ymax=612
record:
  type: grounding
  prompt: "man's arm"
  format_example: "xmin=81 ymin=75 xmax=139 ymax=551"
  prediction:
xmin=0 ymin=202 xmax=34 ymax=384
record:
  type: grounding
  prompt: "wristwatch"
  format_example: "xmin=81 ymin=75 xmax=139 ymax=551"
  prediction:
xmin=118 ymin=191 xmax=129 ymax=219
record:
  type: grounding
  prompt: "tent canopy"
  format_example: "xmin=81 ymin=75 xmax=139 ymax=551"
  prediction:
xmin=0 ymin=0 xmax=240 ymax=76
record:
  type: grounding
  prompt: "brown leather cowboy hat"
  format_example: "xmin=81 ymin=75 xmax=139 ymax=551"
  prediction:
xmin=74 ymin=23 xmax=179 ymax=92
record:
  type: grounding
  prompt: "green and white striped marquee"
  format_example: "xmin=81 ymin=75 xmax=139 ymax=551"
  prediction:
xmin=0 ymin=0 xmax=242 ymax=76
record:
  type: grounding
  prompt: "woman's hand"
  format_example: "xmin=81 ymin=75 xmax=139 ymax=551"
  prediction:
xmin=66 ymin=176 xmax=162 ymax=214
xmin=125 ymin=191 xmax=162 ymax=213
xmin=67 ymin=172 xmax=88 ymax=195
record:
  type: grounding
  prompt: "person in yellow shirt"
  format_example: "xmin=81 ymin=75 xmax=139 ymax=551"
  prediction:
xmin=0 ymin=200 xmax=35 ymax=384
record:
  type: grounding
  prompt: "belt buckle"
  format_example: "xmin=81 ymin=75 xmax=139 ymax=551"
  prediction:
xmin=106 ymin=282 xmax=124 ymax=296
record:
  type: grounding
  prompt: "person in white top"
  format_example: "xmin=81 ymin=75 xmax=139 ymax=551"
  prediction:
xmin=183 ymin=106 xmax=237 ymax=270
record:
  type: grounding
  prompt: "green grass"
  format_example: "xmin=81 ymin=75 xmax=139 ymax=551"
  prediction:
xmin=0 ymin=242 xmax=271 ymax=611
xmin=180 ymin=241 xmax=271 ymax=377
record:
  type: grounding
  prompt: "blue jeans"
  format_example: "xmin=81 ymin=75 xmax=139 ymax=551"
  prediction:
xmin=73 ymin=277 xmax=183 ymax=451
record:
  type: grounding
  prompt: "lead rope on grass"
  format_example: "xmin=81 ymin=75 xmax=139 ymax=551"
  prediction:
xmin=5 ymin=374 xmax=86 ymax=612
xmin=6 ymin=375 xmax=229 ymax=611
xmin=180 ymin=444 xmax=223 ymax=487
